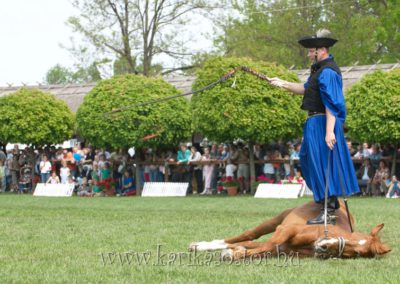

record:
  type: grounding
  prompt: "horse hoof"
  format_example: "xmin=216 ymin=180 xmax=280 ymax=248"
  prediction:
xmin=188 ymin=242 xmax=198 ymax=252
xmin=221 ymin=249 xmax=233 ymax=260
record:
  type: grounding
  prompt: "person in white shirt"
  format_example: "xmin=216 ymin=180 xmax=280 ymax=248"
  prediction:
xmin=189 ymin=146 xmax=203 ymax=194
xmin=225 ymin=159 xmax=237 ymax=179
xmin=263 ymin=152 xmax=275 ymax=180
xmin=39 ymin=155 xmax=52 ymax=183
xmin=60 ymin=160 xmax=70 ymax=184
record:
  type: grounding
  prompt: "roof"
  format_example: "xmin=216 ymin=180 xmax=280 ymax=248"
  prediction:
xmin=0 ymin=63 xmax=398 ymax=113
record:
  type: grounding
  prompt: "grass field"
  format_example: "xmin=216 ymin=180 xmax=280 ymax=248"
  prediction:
xmin=0 ymin=195 xmax=398 ymax=284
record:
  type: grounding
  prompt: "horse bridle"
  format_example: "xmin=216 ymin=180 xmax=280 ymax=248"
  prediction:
xmin=337 ymin=237 xmax=346 ymax=257
xmin=316 ymin=236 xmax=346 ymax=258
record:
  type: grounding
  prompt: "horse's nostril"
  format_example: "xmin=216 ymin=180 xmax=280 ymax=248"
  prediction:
xmin=316 ymin=245 xmax=328 ymax=253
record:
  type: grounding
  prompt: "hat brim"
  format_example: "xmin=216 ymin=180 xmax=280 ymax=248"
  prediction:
xmin=298 ymin=37 xmax=337 ymax=48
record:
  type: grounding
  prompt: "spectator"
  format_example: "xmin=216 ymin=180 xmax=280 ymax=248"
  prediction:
xmin=39 ymin=155 xmax=52 ymax=183
xmin=0 ymin=160 xmax=5 ymax=192
xmin=283 ymin=155 xmax=291 ymax=179
xmin=371 ymin=160 xmax=390 ymax=196
xmin=210 ymin=143 xmax=220 ymax=192
xmin=362 ymin=142 xmax=371 ymax=159
xmin=121 ymin=170 xmax=136 ymax=196
xmin=386 ymin=176 xmax=399 ymax=198
xmin=353 ymin=145 xmax=363 ymax=159
xmin=200 ymin=147 xmax=214 ymax=195
xmin=143 ymin=152 xmax=151 ymax=183
xmin=77 ymin=177 xmax=91 ymax=197
xmin=347 ymin=140 xmax=356 ymax=156
xmin=100 ymin=162 xmax=115 ymax=196
xmin=63 ymin=149 xmax=77 ymax=178
xmin=5 ymin=152 xmax=13 ymax=191
xmin=91 ymin=163 xmax=102 ymax=196
xmin=225 ymin=158 xmax=237 ymax=180
xmin=356 ymin=158 xmax=375 ymax=196
xmin=263 ymin=151 xmax=275 ymax=180
xmin=171 ymin=143 xmax=192 ymax=193
xmin=272 ymin=150 xmax=283 ymax=182
xmin=149 ymin=152 xmax=159 ymax=182
xmin=97 ymin=154 xmax=106 ymax=171
xmin=10 ymin=155 xmax=20 ymax=191
xmin=60 ymin=160 xmax=70 ymax=184
xmin=0 ymin=149 xmax=6 ymax=162
xmin=46 ymin=172 xmax=60 ymax=184
xmin=290 ymin=144 xmax=300 ymax=160
xmin=232 ymin=144 xmax=249 ymax=194
xmin=189 ymin=146 xmax=203 ymax=194
xmin=369 ymin=144 xmax=382 ymax=169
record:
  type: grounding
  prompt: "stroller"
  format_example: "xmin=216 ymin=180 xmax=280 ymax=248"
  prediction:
xmin=18 ymin=166 xmax=33 ymax=193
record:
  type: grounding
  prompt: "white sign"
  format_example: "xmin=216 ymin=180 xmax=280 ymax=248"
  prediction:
xmin=254 ymin=183 xmax=303 ymax=199
xmin=142 ymin=182 xmax=188 ymax=197
xmin=33 ymin=183 xmax=74 ymax=197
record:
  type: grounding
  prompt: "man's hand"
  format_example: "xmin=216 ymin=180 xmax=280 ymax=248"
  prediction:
xmin=270 ymin=77 xmax=287 ymax=88
xmin=325 ymin=132 xmax=336 ymax=150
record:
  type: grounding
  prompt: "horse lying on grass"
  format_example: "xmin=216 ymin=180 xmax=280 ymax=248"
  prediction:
xmin=189 ymin=201 xmax=391 ymax=259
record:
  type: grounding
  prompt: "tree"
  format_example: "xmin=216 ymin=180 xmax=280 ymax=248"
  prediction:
xmin=191 ymin=56 xmax=306 ymax=193
xmin=216 ymin=0 xmax=399 ymax=68
xmin=76 ymin=74 xmax=192 ymax=150
xmin=346 ymin=69 xmax=400 ymax=174
xmin=44 ymin=64 xmax=74 ymax=85
xmin=67 ymin=0 xmax=214 ymax=76
xmin=44 ymin=63 xmax=102 ymax=84
xmin=0 ymin=88 xmax=75 ymax=146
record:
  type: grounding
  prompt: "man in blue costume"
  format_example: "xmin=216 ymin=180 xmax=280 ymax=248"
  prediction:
xmin=270 ymin=29 xmax=360 ymax=225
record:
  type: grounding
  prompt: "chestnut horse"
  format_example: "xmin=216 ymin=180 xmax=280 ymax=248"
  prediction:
xmin=189 ymin=201 xmax=391 ymax=259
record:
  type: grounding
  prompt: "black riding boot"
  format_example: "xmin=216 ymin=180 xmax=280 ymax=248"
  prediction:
xmin=307 ymin=197 xmax=339 ymax=225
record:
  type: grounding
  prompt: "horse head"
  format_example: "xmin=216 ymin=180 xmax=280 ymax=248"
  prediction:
xmin=314 ymin=224 xmax=391 ymax=259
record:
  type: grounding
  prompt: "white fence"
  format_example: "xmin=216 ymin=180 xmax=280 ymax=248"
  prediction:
xmin=141 ymin=182 xmax=188 ymax=197
xmin=33 ymin=183 xmax=74 ymax=197
xmin=254 ymin=183 xmax=304 ymax=199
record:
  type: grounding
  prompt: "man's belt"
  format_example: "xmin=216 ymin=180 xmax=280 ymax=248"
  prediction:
xmin=308 ymin=111 xmax=325 ymax=117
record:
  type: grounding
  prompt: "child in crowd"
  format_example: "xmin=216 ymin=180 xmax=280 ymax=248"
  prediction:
xmin=77 ymin=177 xmax=92 ymax=197
xmin=60 ymin=160 xmax=70 ymax=184
xmin=386 ymin=176 xmax=399 ymax=198
xmin=120 ymin=170 xmax=136 ymax=196
xmin=225 ymin=159 xmax=237 ymax=180
xmin=46 ymin=172 xmax=60 ymax=184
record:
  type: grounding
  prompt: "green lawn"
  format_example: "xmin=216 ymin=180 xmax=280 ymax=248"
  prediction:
xmin=0 ymin=195 xmax=398 ymax=284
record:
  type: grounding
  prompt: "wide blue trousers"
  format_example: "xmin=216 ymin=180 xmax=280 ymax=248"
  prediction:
xmin=300 ymin=115 xmax=360 ymax=202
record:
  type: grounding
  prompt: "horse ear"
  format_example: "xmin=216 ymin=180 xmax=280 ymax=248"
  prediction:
xmin=370 ymin=223 xmax=384 ymax=237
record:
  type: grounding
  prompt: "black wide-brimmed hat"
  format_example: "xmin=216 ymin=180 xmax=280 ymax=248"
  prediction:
xmin=298 ymin=29 xmax=337 ymax=48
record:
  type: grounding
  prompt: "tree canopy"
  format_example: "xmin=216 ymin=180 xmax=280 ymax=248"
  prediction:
xmin=216 ymin=0 xmax=400 ymax=68
xmin=191 ymin=56 xmax=306 ymax=143
xmin=76 ymin=74 xmax=192 ymax=149
xmin=44 ymin=63 xmax=102 ymax=84
xmin=0 ymin=88 xmax=75 ymax=145
xmin=346 ymin=69 xmax=400 ymax=143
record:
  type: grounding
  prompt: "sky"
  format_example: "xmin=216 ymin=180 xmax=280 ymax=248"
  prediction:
xmin=0 ymin=0 xmax=79 ymax=86
xmin=0 ymin=0 xmax=216 ymax=86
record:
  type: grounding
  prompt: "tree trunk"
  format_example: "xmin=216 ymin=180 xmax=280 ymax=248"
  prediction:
xmin=135 ymin=154 xmax=142 ymax=196
xmin=142 ymin=52 xmax=152 ymax=77
xmin=391 ymin=144 xmax=398 ymax=176
xmin=248 ymin=141 xmax=257 ymax=195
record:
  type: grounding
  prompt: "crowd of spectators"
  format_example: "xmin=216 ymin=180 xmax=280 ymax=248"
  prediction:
xmin=0 ymin=140 xmax=398 ymax=198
